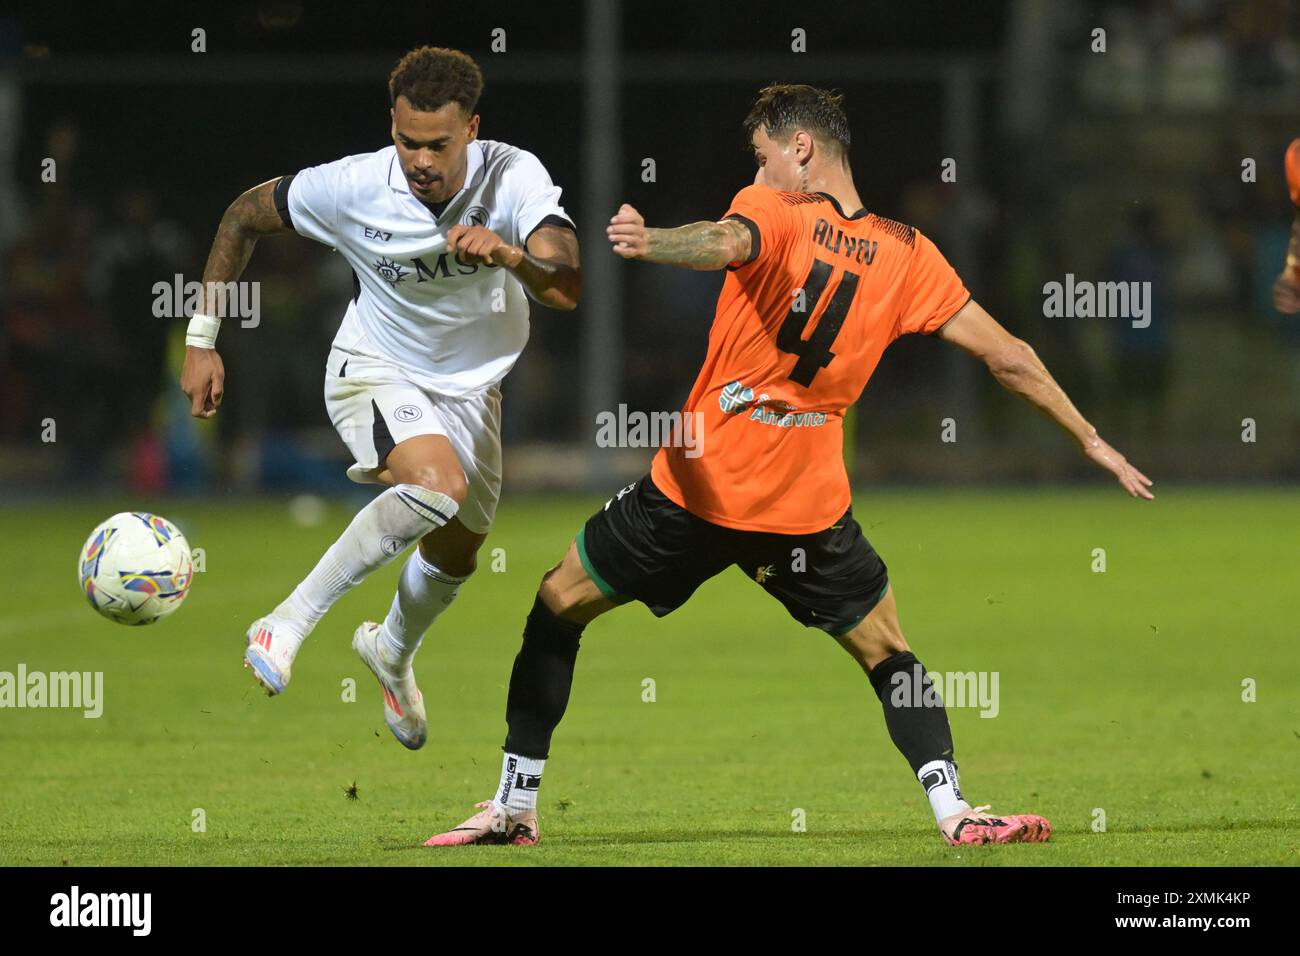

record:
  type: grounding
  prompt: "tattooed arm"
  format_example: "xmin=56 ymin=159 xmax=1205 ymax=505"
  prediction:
xmin=181 ymin=177 xmax=293 ymax=418
xmin=606 ymin=203 xmax=752 ymax=270
xmin=447 ymin=221 xmax=582 ymax=310
xmin=516 ymin=224 xmax=581 ymax=310
xmin=198 ymin=178 xmax=293 ymax=309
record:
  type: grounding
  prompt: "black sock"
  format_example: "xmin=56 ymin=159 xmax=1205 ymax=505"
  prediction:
xmin=867 ymin=651 xmax=955 ymax=774
xmin=502 ymin=594 xmax=584 ymax=759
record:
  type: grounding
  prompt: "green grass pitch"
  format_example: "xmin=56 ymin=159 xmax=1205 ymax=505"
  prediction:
xmin=1 ymin=488 xmax=1297 ymax=866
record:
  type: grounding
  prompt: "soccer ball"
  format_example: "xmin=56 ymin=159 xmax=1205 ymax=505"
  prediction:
xmin=78 ymin=512 xmax=194 ymax=626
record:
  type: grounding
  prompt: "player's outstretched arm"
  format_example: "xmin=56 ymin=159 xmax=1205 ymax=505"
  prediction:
xmin=606 ymin=203 xmax=751 ymax=270
xmin=181 ymin=178 xmax=293 ymax=419
xmin=446 ymin=222 xmax=581 ymax=310
xmin=937 ymin=299 xmax=1155 ymax=500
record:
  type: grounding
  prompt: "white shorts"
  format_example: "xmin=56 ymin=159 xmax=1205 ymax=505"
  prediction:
xmin=323 ymin=345 xmax=503 ymax=534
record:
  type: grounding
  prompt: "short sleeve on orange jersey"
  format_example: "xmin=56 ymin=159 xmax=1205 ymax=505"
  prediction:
xmin=721 ymin=184 xmax=798 ymax=270
xmin=896 ymin=230 xmax=971 ymax=336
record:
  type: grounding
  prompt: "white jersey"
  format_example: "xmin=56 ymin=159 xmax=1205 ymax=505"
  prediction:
xmin=284 ymin=139 xmax=572 ymax=396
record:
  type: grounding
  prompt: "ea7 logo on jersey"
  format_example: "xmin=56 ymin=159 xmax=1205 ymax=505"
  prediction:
xmin=364 ymin=226 xmax=393 ymax=241
xmin=373 ymin=257 xmax=407 ymax=286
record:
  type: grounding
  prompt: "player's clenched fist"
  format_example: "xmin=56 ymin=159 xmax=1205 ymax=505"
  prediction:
xmin=181 ymin=346 xmax=226 ymax=419
xmin=446 ymin=224 xmax=523 ymax=268
xmin=608 ymin=203 xmax=648 ymax=258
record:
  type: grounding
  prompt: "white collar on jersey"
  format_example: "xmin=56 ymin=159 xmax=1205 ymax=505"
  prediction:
xmin=386 ymin=139 xmax=486 ymax=201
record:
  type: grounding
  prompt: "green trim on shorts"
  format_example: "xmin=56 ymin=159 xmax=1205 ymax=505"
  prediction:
xmin=831 ymin=579 xmax=892 ymax=638
xmin=576 ymin=527 xmax=631 ymax=604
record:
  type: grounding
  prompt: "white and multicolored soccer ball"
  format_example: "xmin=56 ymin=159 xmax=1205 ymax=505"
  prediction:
xmin=78 ymin=512 xmax=194 ymax=626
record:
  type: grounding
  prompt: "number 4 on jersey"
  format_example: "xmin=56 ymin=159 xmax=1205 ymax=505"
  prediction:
xmin=777 ymin=259 xmax=860 ymax=387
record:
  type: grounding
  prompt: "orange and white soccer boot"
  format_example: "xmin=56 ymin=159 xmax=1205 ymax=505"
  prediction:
xmin=243 ymin=616 xmax=304 ymax=696
xmin=352 ymin=621 xmax=427 ymax=750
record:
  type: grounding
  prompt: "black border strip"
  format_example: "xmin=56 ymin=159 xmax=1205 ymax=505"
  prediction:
xmin=928 ymin=291 xmax=974 ymax=335
xmin=273 ymin=174 xmax=295 ymax=229
xmin=722 ymin=213 xmax=760 ymax=269
xmin=523 ymin=213 xmax=577 ymax=248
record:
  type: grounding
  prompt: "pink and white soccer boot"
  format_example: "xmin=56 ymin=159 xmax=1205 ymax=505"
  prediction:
xmin=424 ymin=800 xmax=540 ymax=846
xmin=940 ymin=804 xmax=1052 ymax=846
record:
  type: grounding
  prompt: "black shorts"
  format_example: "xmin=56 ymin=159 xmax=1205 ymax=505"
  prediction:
xmin=576 ymin=474 xmax=890 ymax=636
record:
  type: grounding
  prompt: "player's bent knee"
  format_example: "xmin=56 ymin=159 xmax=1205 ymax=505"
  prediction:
xmin=395 ymin=464 xmax=469 ymax=505
xmin=835 ymin=594 xmax=909 ymax=670
xmin=537 ymin=564 xmax=582 ymax=618
xmin=836 ymin=628 xmax=907 ymax=671
xmin=537 ymin=542 xmax=612 ymax=625
xmin=872 ymin=630 xmax=910 ymax=660
xmin=417 ymin=520 xmax=486 ymax=577
xmin=420 ymin=543 xmax=476 ymax=577
xmin=536 ymin=574 xmax=568 ymax=615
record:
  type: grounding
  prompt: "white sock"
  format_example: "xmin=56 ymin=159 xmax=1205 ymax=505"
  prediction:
xmin=273 ymin=484 xmax=458 ymax=638
xmin=495 ymin=752 xmax=545 ymax=813
xmin=918 ymin=758 xmax=971 ymax=822
xmin=379 ymin=550 xmax=470 ymax=668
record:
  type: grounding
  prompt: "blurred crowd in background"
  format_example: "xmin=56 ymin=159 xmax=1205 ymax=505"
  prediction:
xmin=1 ymin=0 xmax=1298 ymax=499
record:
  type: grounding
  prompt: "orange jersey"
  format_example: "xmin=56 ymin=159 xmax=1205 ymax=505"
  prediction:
xmin=650 ymin=184 xmax=970 ymax=534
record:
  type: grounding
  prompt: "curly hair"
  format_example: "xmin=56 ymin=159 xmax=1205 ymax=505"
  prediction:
xmin=743 ymin=83 xmax=850 ymax=158
xmin=388 ymin=46 xmax=484 ymax=115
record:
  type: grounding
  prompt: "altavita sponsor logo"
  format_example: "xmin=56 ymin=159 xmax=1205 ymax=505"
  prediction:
xmin=747 ymin=405 xmax=828 ymax=429
xmin=719 ymin=380 xmax=828 ymax=430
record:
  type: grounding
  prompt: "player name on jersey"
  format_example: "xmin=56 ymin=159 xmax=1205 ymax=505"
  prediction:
xmin=812 ymin=218 xmax=878 ymax=265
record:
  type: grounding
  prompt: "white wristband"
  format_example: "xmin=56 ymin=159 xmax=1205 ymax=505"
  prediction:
xmin=185 ymin=313 xmax=222 ymax=349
